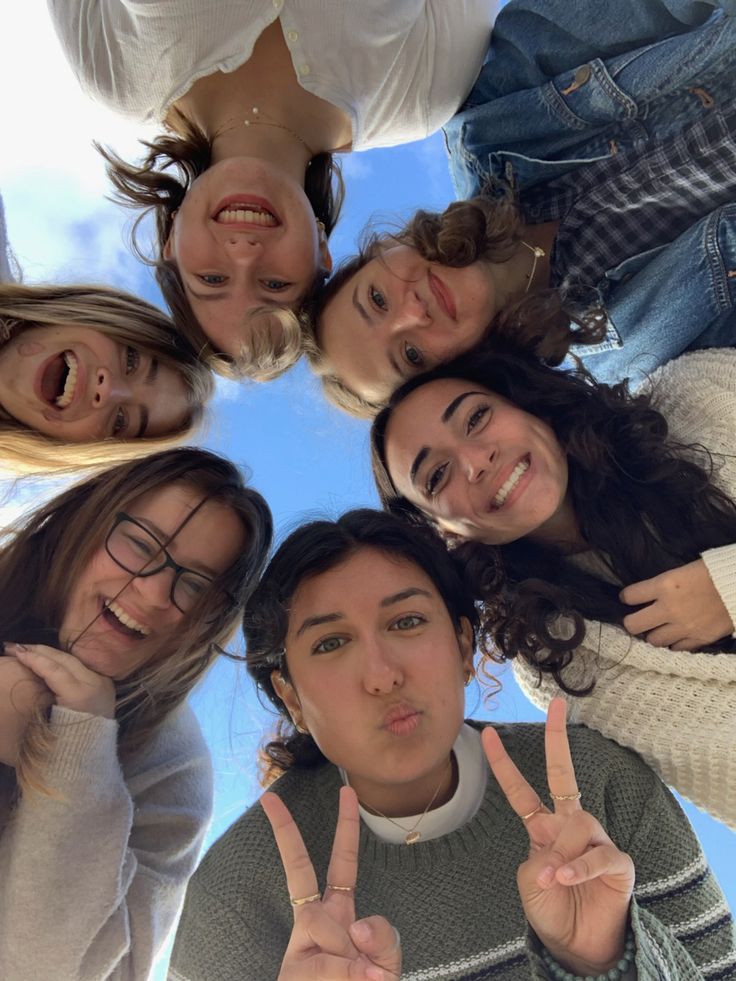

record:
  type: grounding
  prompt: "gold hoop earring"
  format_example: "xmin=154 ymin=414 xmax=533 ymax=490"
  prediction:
xmin=464 ymin=671 xmax=474 ymax=687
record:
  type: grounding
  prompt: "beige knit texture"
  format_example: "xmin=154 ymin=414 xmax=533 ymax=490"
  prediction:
xmin=514 ymin=349 xmax=736 ymax=829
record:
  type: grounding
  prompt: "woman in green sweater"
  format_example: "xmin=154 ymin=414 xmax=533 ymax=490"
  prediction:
xmin=170 ymin=510 xmax=735 ymax=981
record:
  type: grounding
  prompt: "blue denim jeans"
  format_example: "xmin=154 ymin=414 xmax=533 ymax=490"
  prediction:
xmin=443 ymin=1 xmax=736 ymax=380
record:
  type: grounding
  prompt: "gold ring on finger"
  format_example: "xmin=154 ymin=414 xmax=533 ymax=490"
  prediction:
xmin=550 ymin=791 xmax=582 ymax=802
xmin=289 ymin=892 xmax=321 ymax=906
xmin=520 ymin=802 xmax=544 ymax=821
xmin=325 ymin=883 xmax=354 ymax=893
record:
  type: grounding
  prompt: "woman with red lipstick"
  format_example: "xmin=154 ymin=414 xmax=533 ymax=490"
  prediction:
xmin=0 ymin=447 xmax=272 ymax=981
xmin=169 ymin=510 xmax=734 ymax=981
xmin=0 ymin=282 xmax=214 ymax=475
xmin=370 ymin=344 xmax=736 ymax=829
xmin=47 ymin=0 xmax=498 ymax=379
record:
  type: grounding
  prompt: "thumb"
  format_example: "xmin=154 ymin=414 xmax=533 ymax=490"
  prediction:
xmin=349 ymin=917 xmax=402 ymax=978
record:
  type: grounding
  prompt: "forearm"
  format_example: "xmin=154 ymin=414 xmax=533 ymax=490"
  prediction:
xmin=0 ymin=706 xmax=211 ymax=981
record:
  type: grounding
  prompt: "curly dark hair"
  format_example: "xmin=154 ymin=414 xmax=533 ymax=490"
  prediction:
xmin=371 ymin=346 xmax=736 ymax=692
xmin=243 ymin=509 xmax=479 ymax=785
xmin=97 ymin=110 xmax=344 ymax=379
xmin=303 ymin=193 xmax=606 ymax=417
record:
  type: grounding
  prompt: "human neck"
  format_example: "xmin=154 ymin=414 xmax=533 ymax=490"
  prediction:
xmin=491 ymin=220 xmax=559 ymax=304
xmin=527 ymin=496 xmax=587 ymax=554
xmin=173 ymin=20 xmax=351 ymax=159
xmin=348 ymin=752 xmax=457 ymax=819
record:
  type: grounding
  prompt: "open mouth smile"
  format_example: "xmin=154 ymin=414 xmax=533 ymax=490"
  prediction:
xmin=212 ymin=196 xmax=280 ymax=227
xmin=41 ymin=350 xmax=80 ymax=409
xmin=490 ymin=455 xmax=531 ymax=510
xmin=102 ymin=599 xmax=151 ymax=639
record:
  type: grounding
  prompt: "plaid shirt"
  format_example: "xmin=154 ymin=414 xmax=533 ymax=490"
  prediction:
xmin=520 ymin=105 xmax=736 ymax=293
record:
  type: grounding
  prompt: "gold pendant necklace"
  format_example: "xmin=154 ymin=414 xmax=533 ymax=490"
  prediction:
xmin=521 ymin=239 xmax=546 ymax=294
xmin=359 ymin=757 xmax=453 ymax=845
xmin=212 ymin=106 xmax=316 ymax=157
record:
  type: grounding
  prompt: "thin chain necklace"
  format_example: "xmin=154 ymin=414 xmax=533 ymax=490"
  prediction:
xmin=521 ymin=239 xmax=547 ymax=294
xmin=211 ymin=105 xmax=316 ymax=157
xmin=358 ymin=757 xmax=453 ymax=845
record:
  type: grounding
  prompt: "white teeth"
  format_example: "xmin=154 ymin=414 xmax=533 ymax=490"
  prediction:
xmin=55 ymin=351 xmax=78 ymax=408
xmin=104 ymin=599 xmax=150 ymax=636
xmin=493 ymin=459 xmax=530 ymax=508
xmin=215 ymin=207 xmax=277 ymax=226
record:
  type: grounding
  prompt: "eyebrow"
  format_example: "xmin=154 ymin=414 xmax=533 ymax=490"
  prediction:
xmin=351 ymin=284 xmax=372 ymax=326
xmin=135 ymin=407 xmax=149 ymax=440
xmin=295 ymin=587 xmax=433 ymax=636
xmin=133 ymin=516 xmax=219 ymax=577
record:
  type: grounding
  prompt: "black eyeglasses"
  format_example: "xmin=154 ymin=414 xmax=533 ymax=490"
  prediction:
xmin=105 ymin=512 xmax=230 ymax=618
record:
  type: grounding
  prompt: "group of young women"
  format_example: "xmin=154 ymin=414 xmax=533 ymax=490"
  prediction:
xmin=1 ymin=0 xmax=735 ymax=978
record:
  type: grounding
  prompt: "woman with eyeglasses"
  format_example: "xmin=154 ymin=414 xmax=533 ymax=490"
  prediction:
xmin=0 ymin=447 xmax=272 ymax=981
xmin=0 ymin=189 xmax=215 ymax=477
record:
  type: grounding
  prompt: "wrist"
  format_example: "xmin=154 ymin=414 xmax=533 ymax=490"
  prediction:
xmin=542 ymin=929 xmax=635 ymax=980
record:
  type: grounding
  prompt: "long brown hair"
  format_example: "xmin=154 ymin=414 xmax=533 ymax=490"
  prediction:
xmin=0 ymin=282 xmax=214 ymax=475
xmin=99 ymin=112 xmax=345 ymax=379
xmin=304 ymin=193 xmax=605 ymax=417
xmin=1 ymin=447 xmax=272 ymax=793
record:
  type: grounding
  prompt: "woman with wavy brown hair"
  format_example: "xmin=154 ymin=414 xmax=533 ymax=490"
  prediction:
xmin=0 ymin=447 xmax=272 ymax=981
xmin=308 ymin=186 xmax=736 ymax=417
xmin=47 ymin=0 xmax=498 ymax=380
xmin=370 ymin=343 xmax=736 ymax=829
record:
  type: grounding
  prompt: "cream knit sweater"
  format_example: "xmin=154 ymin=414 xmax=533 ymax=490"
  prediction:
xmin=514 ymin=348 xmax=736 ymax=829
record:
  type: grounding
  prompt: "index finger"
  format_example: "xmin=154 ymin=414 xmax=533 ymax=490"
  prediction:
xmin=325 ymin=786 xmax=360 ymax=894
xmin=261 ymin=791 xmax=320 ymax=913
xmin=544 ymin=698 xmax=582 ymax=815
xmin=482 ymin=725 xmax=547 ymax=828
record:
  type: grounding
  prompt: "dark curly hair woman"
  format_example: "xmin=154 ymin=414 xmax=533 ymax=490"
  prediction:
xmin=371 ymin=343 xmax=736 ymax=829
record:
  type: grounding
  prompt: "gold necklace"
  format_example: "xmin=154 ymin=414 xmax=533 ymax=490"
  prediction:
xmin=212 ymin=106 xmax=316 ymax=157
xmin=521 ymin=239 xmax=546 ymax=294
xmin=358 ymin=757 xmax=453 ymax=845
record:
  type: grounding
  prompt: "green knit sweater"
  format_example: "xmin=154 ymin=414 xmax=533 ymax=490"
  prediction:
xmin=170 ymin=724 xmax=736 ymax=980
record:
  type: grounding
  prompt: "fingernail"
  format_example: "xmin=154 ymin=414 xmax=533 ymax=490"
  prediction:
xmin=4 ymin=642 xmax=27 ymax=653
xmin=537 ymin=865 xmax=555 ymax=888
xmin=559 ymin=865 xmax=576 ymax=881
xmin=350 ymin=920 xmax=371 ymax=943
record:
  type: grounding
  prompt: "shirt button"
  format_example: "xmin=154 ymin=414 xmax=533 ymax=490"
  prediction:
xmin=272 ymin=0 xmax=281 ymax=8
xmin=299 ymin=63 xmax=310 ymax=76
xmin=287 ymin=29 xmax=298 ymax=42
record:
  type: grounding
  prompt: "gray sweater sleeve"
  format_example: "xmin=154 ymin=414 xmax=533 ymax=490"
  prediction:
xmin=0 ymin=702 xmax=213 ymax=981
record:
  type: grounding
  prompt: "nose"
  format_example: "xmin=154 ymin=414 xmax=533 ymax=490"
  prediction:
xmin=361 ymin=636 xmax=403 ymax=695
xmin=222 ymin=235 xmax=263 ymax=264
xmin=390 ymin=289 xmax=432 ymax=333
xmin=130 ymin=568 xmax=175 ymax=612
xmin=92 ymin=367 xmax=133 ymax=409
xmin=460 ymin=444 xmax=496 ymax=483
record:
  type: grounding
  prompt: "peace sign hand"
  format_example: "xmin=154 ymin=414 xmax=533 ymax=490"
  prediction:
xmin=262 ymin=785 xmax=402 ymax=981
xmin=483 ymin=699 xmax=635 ymax=977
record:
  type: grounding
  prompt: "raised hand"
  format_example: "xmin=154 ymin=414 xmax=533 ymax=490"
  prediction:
xmin=620 ymin=557 xmax=733 ymax=650
xmin=262 ymin=785 xmax=401 ymax=981
xmin=482 ymin=699 xmax=634 ymax=977
xmin=5 ymin=643 xmax=116 ymax=719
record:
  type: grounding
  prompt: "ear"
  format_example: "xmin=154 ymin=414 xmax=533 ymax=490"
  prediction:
xmin=162 ymin=211 xmax=178 ymax=261
xmin=457 ymin=616 xmax=475 ymax=676
xmin=270 ymin=669 xmax=301 ymax=720
xmin=319 ymin=236 xmax=333 ymax=276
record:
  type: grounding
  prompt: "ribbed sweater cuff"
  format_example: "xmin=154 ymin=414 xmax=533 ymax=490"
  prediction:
xmin=44 ymin=706 xmax=119 ymax=783
xmin=701 ymin=544 xmax=736 ymax=636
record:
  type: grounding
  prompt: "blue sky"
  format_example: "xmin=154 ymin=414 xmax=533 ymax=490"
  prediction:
xmin=1 ymin=5 xmax=733 ymax=975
